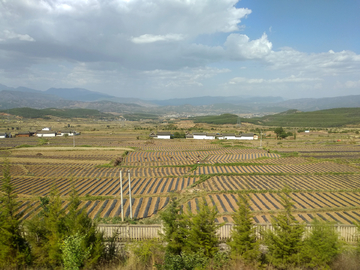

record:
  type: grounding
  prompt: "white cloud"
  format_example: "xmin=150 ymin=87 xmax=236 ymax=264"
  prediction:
xmin=225 ymin=33 xmax=272 ymax=60
xmin=265 ymin=48 xmax=360 ymax=76
xmin=344 ymin=80 xmax=360 ymax=88
xmin=131 ymin=34 xmax=184 ymax=44
xmin=0 ymin=30 xmax=35 ymax=42
xmin=229 ymin=75 xmax=322 ymax=85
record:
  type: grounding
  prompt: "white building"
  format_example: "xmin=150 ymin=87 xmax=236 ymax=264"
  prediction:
xmin=36 ymin=131 xmax=56 ymax=137
xmin=221 ymin=133 xmax=236 ymax=140
xmin=42 ymin=127 xmax=51 ymax=131
xmin=156 ymin=132 xmax=172 ymax=139
xmin=59 ymin=131 xmax=76 ymax=136
xmin=238 ymin=133 xmax=256 ymax=140
xmin=192 ymin=133 xmax=207 ymax=139
xmin=0 ymin=133 xmax=7 ymax=139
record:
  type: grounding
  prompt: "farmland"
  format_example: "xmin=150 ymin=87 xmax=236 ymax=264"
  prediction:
xmin=1 ymin=121 xmax=360 ymax=225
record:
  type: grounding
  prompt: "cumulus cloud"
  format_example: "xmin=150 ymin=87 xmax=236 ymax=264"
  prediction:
xmin=0 ymin=0 xmax=359 ymax=98
xmin=225 ymin=33 xmax=272 ymax=60
xmin=265 ymin=48 xmax=360 ymax=76
xmin=131 ymin=34 xmax=184 ymax=44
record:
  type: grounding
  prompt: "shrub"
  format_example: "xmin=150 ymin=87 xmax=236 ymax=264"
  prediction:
xmin=61 ymin=233 xmax=91 ymax=270
xmin=300 ymin=219 xmax=342 ymax=268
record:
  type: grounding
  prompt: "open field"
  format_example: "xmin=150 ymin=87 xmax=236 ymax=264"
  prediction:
xmin=1 ymin=120 xmax=360 ymax=225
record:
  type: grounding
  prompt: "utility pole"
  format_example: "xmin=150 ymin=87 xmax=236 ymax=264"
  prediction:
xmin=237 ymin=117 xmax=241 ymax=128
xmin=73 ymin=132 xmax=76 ymax=147
xmin=260 ymin=130 xmax=263 ymax=148
xmin=128 ymin=170 xmax=132 ymax=219
xmin=120 ymin=170 xmax=124 ymax=222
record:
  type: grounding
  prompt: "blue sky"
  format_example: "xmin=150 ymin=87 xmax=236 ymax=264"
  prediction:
xmin=0 ymin=0 xmax=359 ymax=100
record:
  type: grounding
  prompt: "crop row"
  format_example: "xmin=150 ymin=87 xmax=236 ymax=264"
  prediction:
xmin=201 ymin=175 xmax=360 ymax=191
xmin=127 ymin=148 xmax=268 ymax=159
xmin=273 ymin=145 xmax=360 ymax=153
xmin=123 ymin=157 xmax=308 ymax=167
xmin=12 ymin=154 xmax=113 ymax=161
xmin=193 ymin=162 xmax=359 ymax=175
xmin=124 ymin=152 xmax=279 ymax=164
xmin=17 ymin=197 xmax=171 ymax=220
xmin=9 ymin=164 xmax=190 ymax=178
xmin=12 ymin=176 xmax=198 ymax=196
xmin=182 ymin=193 xmax=360 ymax=224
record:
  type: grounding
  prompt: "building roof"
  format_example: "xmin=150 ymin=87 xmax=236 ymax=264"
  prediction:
xmin=37 ymin=131 xmax=56 ymax=134
xmin=186 ymin=134 xmax=194 ymax=138
xmin=241 ymin=133 xmax=255 ymax=137
xmin=156 ymin=132 xmax=172 ymax=135
xmin=222 ymin=133 xmax=236 ymax=136
xmin=206 ymin=133 xmax=217 ymax=136
xmin=192 ymin=132 xmax=207 ymax=135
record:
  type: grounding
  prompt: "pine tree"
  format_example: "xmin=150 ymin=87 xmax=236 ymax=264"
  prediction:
xmin=229 ymin=194 xmax=260 ymax=263
xmin=185 ymin=201 xmax=221 ymax=258
xmin=0 ymin=159 xmax=31 ymax=267
xmin=160 ymin=197 xmax=188 ymax=256
xmin=264 ymin=188 xmax=305 ymax=269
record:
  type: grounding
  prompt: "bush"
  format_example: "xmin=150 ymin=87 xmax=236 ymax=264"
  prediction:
xmin=61 ymin=233 xmax=91 ymax=270
xmin=300 ymin=219 xmax=342 ymax=268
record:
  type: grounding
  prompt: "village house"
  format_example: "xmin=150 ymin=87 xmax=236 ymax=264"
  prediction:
xmin=149 ymin=131 xmax=172 ymax=139
xmin=36 ymin=130 xmax=57 ymax=137
xmin=58 ymin=130 xmax=76 ymax=136
xmin=15 ymin=132 xmax=33 ymax=137
xmin=192 ymin=132 xmax=207 ymax=139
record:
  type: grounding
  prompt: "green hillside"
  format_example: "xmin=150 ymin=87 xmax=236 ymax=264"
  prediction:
xmin=1 ymin=107 xmax=113 ymax=119
xmin=190 ymin=113 xmax=239 ymax=124
xmin=191 ymin=108 xmax=360 ymax=127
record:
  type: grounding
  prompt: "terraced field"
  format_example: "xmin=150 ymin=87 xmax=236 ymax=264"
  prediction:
xmin=1 ymin=131 xmax=360 ymax=224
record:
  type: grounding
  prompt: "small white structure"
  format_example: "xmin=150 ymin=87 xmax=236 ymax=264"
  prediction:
xmin=193 ymin=133 xmax=207 ymax=139
xmin=222 ymin=133 xmax=236 ymax=140
xmin=42 ymin=127 xmax=51 ymax=131
xmin=238 ymin=133 xmax=255 ymax=140
xmin=305 ymin=130 xmax=310 ymax=133
xmin=156 ymin=132 xmax=172 ymax=139
xmin=59 ymin=131 xmax=75 ymax=136
xmin=205 ymin=133 xmax=216 ymax=140
xmin=0 ymin=133 xmax=7 ymax=139
xmin=36 ymin=131 xmax=56 ymax=137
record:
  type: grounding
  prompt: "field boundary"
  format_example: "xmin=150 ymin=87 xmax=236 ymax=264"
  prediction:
xmin=98 ymin=223 xmax=359 ymax=243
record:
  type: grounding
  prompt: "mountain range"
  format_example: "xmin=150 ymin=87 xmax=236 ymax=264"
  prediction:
xmin=1 ymin=83 xmax=360 ymax=115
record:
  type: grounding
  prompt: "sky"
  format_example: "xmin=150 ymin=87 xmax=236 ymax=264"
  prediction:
xmin=0 ymin=0 xmax=359 ymax=100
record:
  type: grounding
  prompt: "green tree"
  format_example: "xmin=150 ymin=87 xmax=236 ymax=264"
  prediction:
xmin=228 ymin=194 xmax=260 ymax=263
xmin=274 ymin=127 xmax=289 ymax=140
xmin=185 ymin=201 xmax=221 ymax=258
xmin=26 ymin=186 xmax=106 ymax=268
xmin=300 ymin=219 xmax=342 ymax=268
xmin=160 ymin=197 xmax=188 ymax=256
xmin=0 ymin=160 xmax=32 ymax=268
xmin=264 ymin=188 xmax=305 ymax=269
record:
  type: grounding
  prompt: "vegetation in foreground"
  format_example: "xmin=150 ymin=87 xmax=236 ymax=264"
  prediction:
xmin=1 ymin=158 xmax=360 ymax=269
